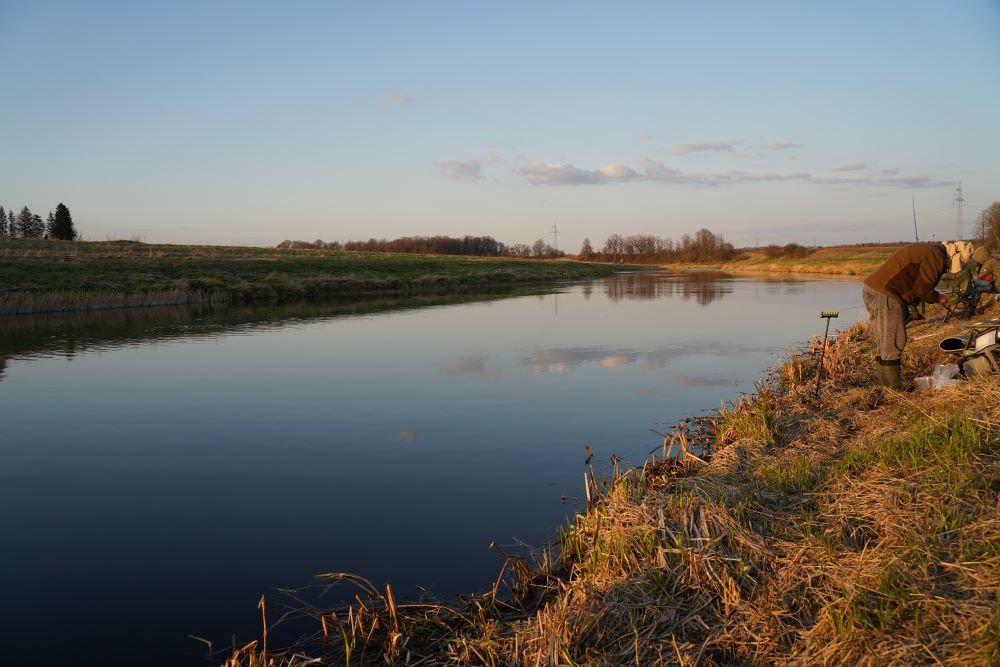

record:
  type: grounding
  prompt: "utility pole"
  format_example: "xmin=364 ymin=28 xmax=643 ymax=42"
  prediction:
xmin=912 ymin=195 xmax=919 ymax=242
xmin=954 ymin=182 xmax=965 ymax=240
xmin=551 ymin=222 xmax=559 ymax=254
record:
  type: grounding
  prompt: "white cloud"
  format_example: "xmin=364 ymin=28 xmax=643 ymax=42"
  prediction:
xmin=434 ymin=152 xmax=506 ymax=182
xmin=833 ymin=161 xmax=867 ymax=172
xmin=516 ymin=160 xmax=642 ymax=185
xmin=597 ymin=163 xmax=640 ymax=180
xmin=636 ymin=131 xmax=653 ymax=142
xmin=880 ymin=167 xmax=899 ymax=175
xmin=516 ymin=157 xmax=950 ymax=189
xmin=879 ymin=174 xmax=952 ymax=188
xmin=761 ymin=140 xmax=799 ymax=151
xmin=386 ymin=93 xmax=411 ymax=107
xmin=673 ymin=139 xmax=742 ymax=156
xmin=517 ymin=160 xmax=606 ymax=185
xmin=434 ymin=160 xmax=485 ymax=182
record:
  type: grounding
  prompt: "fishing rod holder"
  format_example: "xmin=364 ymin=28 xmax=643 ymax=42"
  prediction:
xmin=814 ymin=311 xmax=839 ymax=397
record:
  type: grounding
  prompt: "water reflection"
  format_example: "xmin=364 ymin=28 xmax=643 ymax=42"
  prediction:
xmin=523 ymin=341 xmax=769 ymax=376
xmin=598 ymin=269 xmax=849 ymax=305
xmin=0 ymin=271 xmax=850 ymax=366
xmin=672 ymin=373 xmax=737 ymax=387
xmin=0 ymin=290 xmax=546 ymax=362
xmin=437 ymin=354 xmax=504 ymax=383
xmin=603 ymin=271 xmax=734 ymax=305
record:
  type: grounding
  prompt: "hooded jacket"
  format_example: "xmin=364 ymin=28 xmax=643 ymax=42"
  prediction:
xmin=863 ymin=243 xmax=947 ymax=305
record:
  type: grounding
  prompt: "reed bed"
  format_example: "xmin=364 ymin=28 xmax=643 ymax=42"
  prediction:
xmin=220 ymin=304 xmax=999 ymax=666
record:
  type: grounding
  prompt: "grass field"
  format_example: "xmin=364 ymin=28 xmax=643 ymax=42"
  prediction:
xmin=0 ymin=239 xmax=618 ymax=315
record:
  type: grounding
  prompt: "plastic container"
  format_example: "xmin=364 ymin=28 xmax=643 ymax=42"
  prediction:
xmin=931 ymin=363 xmax=961 ymax=389
xmin=914 ymin=376 xmax=932 ymax=390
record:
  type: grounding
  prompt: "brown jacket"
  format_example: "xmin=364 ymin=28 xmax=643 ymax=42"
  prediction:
xmin=863 ymin=243 xmax=947 ymax=305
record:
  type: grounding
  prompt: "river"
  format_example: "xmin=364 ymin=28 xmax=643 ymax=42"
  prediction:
xmin=0 ymin=270 xmax=864 ymax=665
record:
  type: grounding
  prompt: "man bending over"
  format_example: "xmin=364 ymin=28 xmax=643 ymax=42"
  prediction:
xmin=862 ymin=243 xmax=949 ymax=389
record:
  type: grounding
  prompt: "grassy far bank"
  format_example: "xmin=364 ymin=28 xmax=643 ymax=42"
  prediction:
xmin=664 ymin=244 xmax=903 ymax=276
xmin=225 ymin=302 xmax=999 ymax=666
xmin=0 ymin=239 xmax=619 ymax=315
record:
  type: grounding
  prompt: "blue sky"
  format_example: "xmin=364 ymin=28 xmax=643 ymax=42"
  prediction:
xmin=1 ymin=1 xmax=997 ymax=250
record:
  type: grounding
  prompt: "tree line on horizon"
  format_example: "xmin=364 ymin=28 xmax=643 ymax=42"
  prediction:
xmin=581 ymin=228 xmax=738 ymax=264
xmin=277 ymin=234 xmax=566 ymax=258
xmin=270 ymin=201 xmax=1000 ymax=263
xmin=0 ymin=203 xmax=77 ymax=240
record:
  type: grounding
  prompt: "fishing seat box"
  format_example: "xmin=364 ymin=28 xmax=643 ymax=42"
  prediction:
xmin=961 ymin=344 xmax=1000 ymax=377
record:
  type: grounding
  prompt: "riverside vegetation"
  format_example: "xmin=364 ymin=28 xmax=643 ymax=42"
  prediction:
xmin=0 ymin=239 xmax=617 ymax=315
xmin=222 ymin=301 xmax=999 ymax=666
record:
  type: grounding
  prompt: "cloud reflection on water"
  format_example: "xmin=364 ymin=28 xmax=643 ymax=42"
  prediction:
xmin=672 ymin=373 xmax=737 ymax=387
xmin=437 ymin=354 xmax=505 ymax=383
xmin=523 ymin=341 xmax=773 ymax=375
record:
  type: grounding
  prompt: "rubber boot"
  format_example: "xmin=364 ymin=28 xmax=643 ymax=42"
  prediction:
xmin=877 ymin=359 xmax=901 ymax=390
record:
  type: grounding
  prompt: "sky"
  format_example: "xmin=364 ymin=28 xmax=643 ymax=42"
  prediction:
xmin=1 ymin=1 xmax=998 ymax=250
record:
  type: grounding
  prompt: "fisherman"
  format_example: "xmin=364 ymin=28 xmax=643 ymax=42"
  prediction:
xmin=862 ymin=243 xmax=951 ymax=389
xmin=972 ymin=245 xmax=1000 ymax=301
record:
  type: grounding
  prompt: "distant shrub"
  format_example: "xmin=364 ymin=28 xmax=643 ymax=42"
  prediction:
xmin=760 ymin=245 xmax=784 ymax=258
xmin=782 ymin=243 xmax=812 ymax=259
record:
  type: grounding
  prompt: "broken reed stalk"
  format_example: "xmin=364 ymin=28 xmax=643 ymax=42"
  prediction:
xmin=257 ymin=595 xmax=267 ymax=657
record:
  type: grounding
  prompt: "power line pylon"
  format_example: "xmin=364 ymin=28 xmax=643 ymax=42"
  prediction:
xmin=954 ymin=182 xmax=965 ymax=240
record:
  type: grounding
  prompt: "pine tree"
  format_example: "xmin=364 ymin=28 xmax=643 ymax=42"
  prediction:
xmin=0 ymin=206 xmax=6 ymax=237
xmin=52 ymin=203 xmax=77 ymax=240
xmin=7 ymin=210 xmax=14 ymax=238
xmin=46 ymin=211 xmax=56 ymax=238
xmin=16 ymin=207 xmax=32 ymax=238
xmin=29 ymin=213 xmax=44 ymax=238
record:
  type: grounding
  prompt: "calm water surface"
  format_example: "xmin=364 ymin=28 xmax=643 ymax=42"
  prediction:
xmin=0 ymin=271 xmax=864 ymax=665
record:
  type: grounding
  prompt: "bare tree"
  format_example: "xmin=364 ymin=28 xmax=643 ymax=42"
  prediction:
xmin=979 ymin=202 xmax=1000 ymax=249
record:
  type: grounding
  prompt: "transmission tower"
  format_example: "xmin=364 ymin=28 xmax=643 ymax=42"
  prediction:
xmin=551 ymin=222 xmax=559 ymax=253
xmin=954 ymin=182 xmax=965 ymax=240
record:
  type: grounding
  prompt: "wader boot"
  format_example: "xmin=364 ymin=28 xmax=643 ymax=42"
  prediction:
xmin=877 ymin=358 xmax=902 ymax=390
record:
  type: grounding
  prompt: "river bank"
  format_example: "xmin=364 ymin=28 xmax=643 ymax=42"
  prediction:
xmin=226 ymin=300 xmax=999 ymax=665
xmin=0 ymin=239 xmax=618 ymax=315
xmin=662 ymin=244 xmax=902 ymax=276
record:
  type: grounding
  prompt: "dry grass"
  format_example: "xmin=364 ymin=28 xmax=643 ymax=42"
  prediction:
xmin=220 ymin=303 xmax=1000 ymax=666
xmin=663 ymin=244 xmax=902 ymax=276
